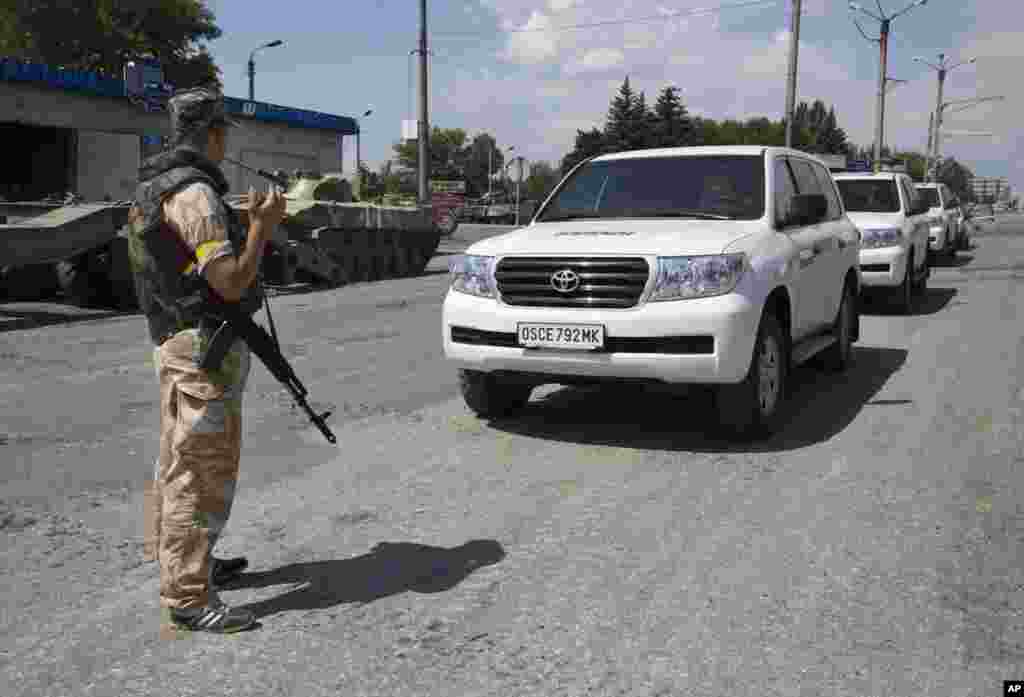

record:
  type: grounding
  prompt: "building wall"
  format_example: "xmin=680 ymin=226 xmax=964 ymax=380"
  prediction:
xmin=223 ymin=119 xmax=344 ymax=192
xmin=1 ymin=80 xmax=346 ymax=198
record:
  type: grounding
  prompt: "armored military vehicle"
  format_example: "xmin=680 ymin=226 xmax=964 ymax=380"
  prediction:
xmin=0 ymin=173 xmax=442 ymax=309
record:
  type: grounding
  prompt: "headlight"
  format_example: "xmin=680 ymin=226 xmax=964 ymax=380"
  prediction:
xmin=649 ymin=254 xmax=746 ymax=301
xmin=448 ymin=254 xmax=496 ymax=298
xmin=860 ymin=227 xmax=902 ymax=249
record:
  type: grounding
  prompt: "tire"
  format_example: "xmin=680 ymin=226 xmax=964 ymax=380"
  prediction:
xmin=823 ymin=280 xmax=855 ymax=372
xmin=894 ymin=254 xmax=915 ymax=315
xmin=713 ymin=311 xmax=788 ymax=440
xmin=459 ymin=370 xmax=533 ymax=419
xmin=911 ymin=251 xmax=928 ymax=296
xmin=944 ymin=226 xmax=957 ymax=260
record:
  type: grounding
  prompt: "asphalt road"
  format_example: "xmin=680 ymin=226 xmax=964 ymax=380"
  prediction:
xmin=2 ymin=216 xmax=1023 ymax=696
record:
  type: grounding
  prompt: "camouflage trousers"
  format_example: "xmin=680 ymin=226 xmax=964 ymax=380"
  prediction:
xmin=143 ymin=329 xmax=251 ymax=610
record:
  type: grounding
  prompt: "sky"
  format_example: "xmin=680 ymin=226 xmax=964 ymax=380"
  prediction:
xmin=203 ymin=0 xmax=1022 ymax=194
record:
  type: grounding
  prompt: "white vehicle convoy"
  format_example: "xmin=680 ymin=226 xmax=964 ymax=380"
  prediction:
xmin=442 ymin=146 xmax=862 ymax=439
xmin=833 ymin=172 xmax=931 ymax=313
xmin=914 ymin=182 xmax=960 ymax=258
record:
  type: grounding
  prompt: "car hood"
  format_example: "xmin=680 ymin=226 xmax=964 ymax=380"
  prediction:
xmin=464 ymin=218 xmax=765 ymax=257
xmin=844 ymin=211 xmax=904 ymax=229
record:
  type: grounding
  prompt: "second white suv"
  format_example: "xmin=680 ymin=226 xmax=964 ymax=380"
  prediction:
xmin=834 ymin=171 xmax=931 ymax=313
xmin=443 ymin=146 xmax=862 ymax=440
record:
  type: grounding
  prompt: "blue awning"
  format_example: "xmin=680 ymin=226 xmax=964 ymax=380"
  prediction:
xmin=0 ymin=56 xmax=357 ymax=135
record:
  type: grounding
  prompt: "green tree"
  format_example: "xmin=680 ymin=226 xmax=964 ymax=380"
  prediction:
xmin=525 ymin=161 xmax=560 ymax=201
xmin=392 ymin=127 xmax=470 ymax=180
xmin=650 ymin=86 xmax=694 ymax=148
xmin=603 ymin=77 xmax=653 ymax=152
xmin=0 ymin=0 xmax=223 ymax=88
xmin=464 ymin=133 xmax=504 ymax=197
xmin=891 ymin=150 xmax=928 ymax=181
xmin=560 ymin=127 xmax=607 ymax=174
xmin=936 ymin=158 xmax=974 ymax=200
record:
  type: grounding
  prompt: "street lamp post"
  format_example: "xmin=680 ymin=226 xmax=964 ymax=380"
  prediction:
xmin=356 ymin=109 xmax=372 ymax=180
xmin=850 ymin=0 xmax=928 ymax=173
xmin=248 ymin=39 xmax=283 ymax=101
xmin=914 ymin=54 xmax=978 ymax=181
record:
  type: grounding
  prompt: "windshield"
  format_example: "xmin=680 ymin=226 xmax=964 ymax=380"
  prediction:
xmin=836 ymin=179 xmax=901 ymax=213
xmin=916 ymin=187 xmax=940 ymax=208
xmin=536 ymin=155 xmax=765 ymax=222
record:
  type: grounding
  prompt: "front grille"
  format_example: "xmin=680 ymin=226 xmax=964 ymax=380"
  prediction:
xmin=450 ymin=326 xmax=519 ymax=348
xmin=494 ymin=257 xmax=650 ymax=308
xmin=450 ymin=326 xmax=713 ymax=354
xmin=860 ymin=263 xmax=891 ymax=272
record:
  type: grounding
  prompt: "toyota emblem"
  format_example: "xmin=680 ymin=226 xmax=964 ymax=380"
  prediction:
xmin=550 ymin=269 xmax=580 ymax=293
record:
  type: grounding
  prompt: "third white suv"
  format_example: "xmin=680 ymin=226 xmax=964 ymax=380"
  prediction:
xmin=443 ymin=146 xmax=862 ymax=440
xmin=914 ymin=182 xmax=959 ymax=259
xmin=834 ymin=171 xmax=931 ymax=313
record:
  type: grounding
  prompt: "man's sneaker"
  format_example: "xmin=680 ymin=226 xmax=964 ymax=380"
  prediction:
xmin=212 ymin=556 xmax=248 ymax=587
xmin=169 ymin=603 xmax=257 ymax=634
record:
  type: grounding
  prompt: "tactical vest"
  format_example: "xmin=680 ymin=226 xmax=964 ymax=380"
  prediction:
xmin=127 ymin=155 xmax=262 ymax=346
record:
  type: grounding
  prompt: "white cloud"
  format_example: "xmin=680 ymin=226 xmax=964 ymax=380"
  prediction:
xmin=504 ymin=9 xmax=561 ymax=63
xmin=568 ymin=47 xmax=627 ymax=73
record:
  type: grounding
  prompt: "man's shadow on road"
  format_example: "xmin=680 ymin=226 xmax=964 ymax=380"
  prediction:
xmin=227 ymin=540 xmax=505 ymax=620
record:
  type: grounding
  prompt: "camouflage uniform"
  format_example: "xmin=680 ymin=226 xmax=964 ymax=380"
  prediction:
xmin=132 ymin=88 xmax=258 ymax=613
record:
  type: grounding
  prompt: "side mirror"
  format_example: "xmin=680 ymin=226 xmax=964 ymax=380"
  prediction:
xmin=787 ymin=194 xmax=828 ymax=226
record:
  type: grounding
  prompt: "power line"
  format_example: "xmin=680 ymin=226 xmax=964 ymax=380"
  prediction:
xmin=432 ymin=0 xmax=779 ymax=39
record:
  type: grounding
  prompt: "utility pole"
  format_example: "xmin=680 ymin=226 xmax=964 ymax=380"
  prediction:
xmin=417 ymin=0 xmax=430 ymax=205
xmin=915 ymin=54 xmax=979 ymax=181
xmin=926 ymin=110 xmax=934 ymax=161
xmin=783 ymin=0 xmax=802 ymax=148
xmin=926 ymin=54 xmax=946 ymax=181
xmin=873 ymin=18 xmax=889 ymax=172
xmin=850 ymin=1 xmax=928 ymax=173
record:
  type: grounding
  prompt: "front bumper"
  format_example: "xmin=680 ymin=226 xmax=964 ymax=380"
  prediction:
xmin=858 ymin=245 xmax=908 ymax=287
xmin=442 ymin=289 xmax=763 ymax=385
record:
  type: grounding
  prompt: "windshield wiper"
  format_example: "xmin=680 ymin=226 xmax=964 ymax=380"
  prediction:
xmin=630 ymin=210 xmax=735 ymax=220
xmin=539 ymin=213 xmax=599 ymax=222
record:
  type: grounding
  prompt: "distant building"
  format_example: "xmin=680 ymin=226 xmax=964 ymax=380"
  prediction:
xmin=0 ymin=57 xmax=358 ymax=201
xmin=970 ymin=176 xmax=1011 ymax=203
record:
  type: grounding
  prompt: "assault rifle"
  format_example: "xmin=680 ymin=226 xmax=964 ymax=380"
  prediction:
xmin=191 ymin=158 xmax=336 ymax=445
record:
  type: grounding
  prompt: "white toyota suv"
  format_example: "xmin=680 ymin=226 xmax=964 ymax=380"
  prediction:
xmin=442 ymin=146 xmax=862 ymax=439
xmin=914 ymin=182 xmax=959 ymax=259
xmin=833 ymin=171 xmax=931 ymax=312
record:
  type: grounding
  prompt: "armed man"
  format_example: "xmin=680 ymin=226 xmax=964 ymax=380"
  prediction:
xmin=133 ymin=86 xmax=286 ymax=634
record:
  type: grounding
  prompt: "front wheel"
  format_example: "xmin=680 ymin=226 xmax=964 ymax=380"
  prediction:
xmin=894 ymin=253 xmax=915 ymax=315
xmin=823 ymin=281 xmax=856 ymax=372
xmin=459 ymin=370 xmax=533 ymax=419
xmin=714 ymin=312 xmax=788 ymax=440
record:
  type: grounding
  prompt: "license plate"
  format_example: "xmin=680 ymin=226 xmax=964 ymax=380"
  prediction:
xmin=517 ymin=323 xmax=605 ymax=350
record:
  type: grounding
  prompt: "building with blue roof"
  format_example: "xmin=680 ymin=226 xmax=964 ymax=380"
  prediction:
xmin=0 ymin=57 xmax=359 ymax=201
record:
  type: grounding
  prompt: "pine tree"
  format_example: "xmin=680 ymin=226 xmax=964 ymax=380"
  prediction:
xmin=560 ymin=128 xmax=607 ymax=174
xmin=651 ymin=86 xmax=694 ymax=148
xmin=605 ymin=77 xmax=641 ymax=152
